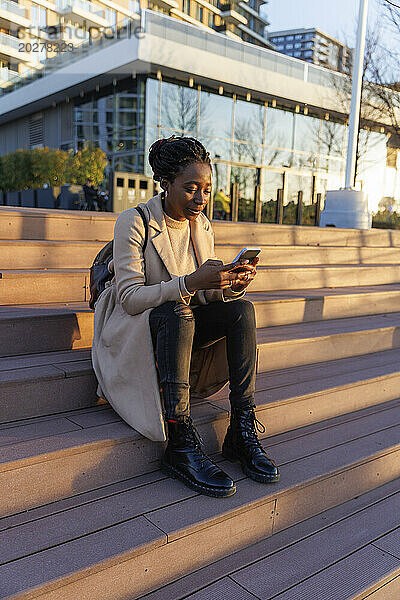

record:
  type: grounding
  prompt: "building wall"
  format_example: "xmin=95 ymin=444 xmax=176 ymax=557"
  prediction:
xmin=0 ymin=117 xmax=28 ymax=154
xmin=0 ymin=103 xmax=73 ymax=153
xmin=269 ymin=28 xmax=352 ymax=74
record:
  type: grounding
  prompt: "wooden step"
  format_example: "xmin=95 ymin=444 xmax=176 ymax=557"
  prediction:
xmin=4 ymin=287 xmax=400 ymax=357
xmin=4 ymin=317 xmax=400 ymax=423
xmin=211 ymin=221 xmax=400 ymax=248
xmin=0 ymin=303 xmax=93 ymax=356
xmin=0 ymin=349 xmax=99 ymax=422
xmin=3 ymin=350 xmax=400 ymax=514
xmin=2 ymin=400 xmax=400 ymax=599
xmin=142 ymin=478 xmax=400 ymax=600
xmin=5 ymin=239 xmax=400 ymax=270
xmin=247 ymin=285 xmax=400 ymax=327
xmin=0 ymin=207 xmax=116 ymax=242
xmin=0 ymin=270 xmax=89 ymax=304
xmin=3 ymin=207 xmax=400 ymax=247
xmin=0 ymin=240 xmax=104 ymax=270
xmin=4 ymin=300 xmax=400 ymax=372
xmin=207 ymin=349 xmax=400 ymax=443
xmin=256 ymin=312 xmax=400 ymax=372
xmin=4 ymin=265 xmax=400 ymax=305
xmin=139 ymin=479 xmax=400 ymax=600
xmin=217 ymin=243 xmax=400 ymax=266
xmin=250 ymin=265 xmax=400 ymax=291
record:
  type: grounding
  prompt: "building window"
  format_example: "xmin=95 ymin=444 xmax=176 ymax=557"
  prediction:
xmin=129 ymin=0 xmax=140 ymax=13
xmin=294 ymin=43 xmax=301 ymax=48
xmin=286 ymin=35 xmax=294 ymax=41
xmin=104 ymin=9 xmax=117 ymax=25
xmin=286 ymin=44 xmax=293 ymax=49
xmin=183 ymin=0 xmax=190 ymax=14
xmin=31 ymin=4 xmax=47 ymax=28
xmin=294 ymin=51 xmax=301 ymax=57
xmin=195 ymin=3 xmax=203 ymax=21
xmin=295 ymin=34 xmax=303 ymax=40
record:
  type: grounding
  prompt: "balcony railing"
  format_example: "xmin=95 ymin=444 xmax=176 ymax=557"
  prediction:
xmin=55 ymin=0 xmax=105 ymax=17
xmin=0 ymin=9 xmax=346 ymax=96
xmin=0 ymin=66 xmax=22 ymax=83
xmin=0 ymin=30 xmax=20 ymax=50
xmin=0 ymin=30 xmax=42 ymax=64
xmin=0 ymin=0 xmax=26 ymax=17
xmin=219 ymin=3 xmax=247 ymax=25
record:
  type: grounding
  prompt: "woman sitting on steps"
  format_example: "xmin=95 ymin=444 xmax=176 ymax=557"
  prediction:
xmin=92 ymin=135 xmax=279 ymax=498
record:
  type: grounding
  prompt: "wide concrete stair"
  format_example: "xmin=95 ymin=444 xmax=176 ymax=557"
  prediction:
xmin=3 ymin=206 xmax=400 ymax=599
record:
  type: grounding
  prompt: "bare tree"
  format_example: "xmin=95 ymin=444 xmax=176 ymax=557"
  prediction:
xmin=163 ymin=86 xmax=198 ymax=133
xmin=322 ymin=23 xmax=388 ymax=179
xmin=366 ymin=1 xmax=400 ymax=135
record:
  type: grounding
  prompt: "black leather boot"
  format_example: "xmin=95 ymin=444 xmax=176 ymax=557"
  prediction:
xmin=222 ymin=406 xmax=280 ymax=483
xmin=161 ymin=417 xmax=236 ymax=498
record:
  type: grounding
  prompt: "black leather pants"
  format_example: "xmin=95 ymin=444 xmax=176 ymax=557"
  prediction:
xmin=149 ymin=299 xmax=257 ymax=419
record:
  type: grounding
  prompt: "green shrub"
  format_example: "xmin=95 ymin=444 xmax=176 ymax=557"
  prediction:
xmin=0 ymin=145 xmax=108 ymax=192
xmin=372 ymin=209 xmax=400 ymax=230
xmin=64 ymin=145 xmax=108 ymax=186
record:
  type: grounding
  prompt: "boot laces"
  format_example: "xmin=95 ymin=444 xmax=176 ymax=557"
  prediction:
xmin=239 ymin=410 xmax=265 ymax=452
xmin=182 ymin=417 xmax=209 ymax=468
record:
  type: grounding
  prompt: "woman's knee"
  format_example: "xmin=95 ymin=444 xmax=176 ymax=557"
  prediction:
xmin=150 ymin=301 xmax=195 ymax=338
xmin=227 ymin=299 xmax=256 ymax=326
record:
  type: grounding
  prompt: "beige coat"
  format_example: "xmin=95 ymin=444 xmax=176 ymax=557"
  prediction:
xmin=91 ymin=194 xmax=244 ymax=442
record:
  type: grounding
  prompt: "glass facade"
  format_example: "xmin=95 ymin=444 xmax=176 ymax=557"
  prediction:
xmin=73 ymin=75 xmax=395 ymax=219
xmin=74 ymin=78 xmax=145 ymax=173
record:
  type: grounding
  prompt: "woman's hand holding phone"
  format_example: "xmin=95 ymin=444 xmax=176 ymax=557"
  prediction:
xmin=184 ymin=250 xmax=260 ymax=293
xmin=185 ymin=259 xmax=246 ymax=292
xmin=228 ymin=256 xmax=259 ymax=292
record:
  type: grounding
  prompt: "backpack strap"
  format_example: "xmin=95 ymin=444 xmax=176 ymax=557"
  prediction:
xmin=135 ymin=205 xmax=149 ymax=283
xmin=135 ymin=205 xmax=148 ymax=252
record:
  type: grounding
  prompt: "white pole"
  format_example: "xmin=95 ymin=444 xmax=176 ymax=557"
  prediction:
xmin=345 ymin=0 xmax=369 ymax=188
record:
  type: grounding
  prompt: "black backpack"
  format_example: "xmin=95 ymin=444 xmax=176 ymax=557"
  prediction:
xmin=89 ymin=206 xmax=148 ymax=310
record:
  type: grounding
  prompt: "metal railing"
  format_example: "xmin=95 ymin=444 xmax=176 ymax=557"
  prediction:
xmin=0 ymin=31 xmax=21 ymax=50
xmin=0 ymin=67 xmax=22 ymax=83
xmin=144 ymin=10 xmax=344 ymax=88
xmin=55 ymin=0 xmax=105 ymax=17
xmin=0 ymin=0 xmax=26 ymax=17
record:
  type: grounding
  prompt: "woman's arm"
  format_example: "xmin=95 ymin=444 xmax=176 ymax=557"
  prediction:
xmin=204 ymin=223 xmax=246 ymax=303
xmin=114 ymin=210 xmax=188 ymax=315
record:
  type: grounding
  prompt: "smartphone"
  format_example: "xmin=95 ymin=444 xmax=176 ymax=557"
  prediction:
xmin=232 ymin=247 xmax=261 ymax=263
xmin=228 ymin=247 xmax=261 ymax=272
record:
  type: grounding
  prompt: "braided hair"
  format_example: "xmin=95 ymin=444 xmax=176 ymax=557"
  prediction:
xmin=148 ymin=136 xmax=211 ymax=183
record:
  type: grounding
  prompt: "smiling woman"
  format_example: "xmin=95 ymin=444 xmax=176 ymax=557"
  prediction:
xmin=92 ymin=135 xmax=279 ymax=499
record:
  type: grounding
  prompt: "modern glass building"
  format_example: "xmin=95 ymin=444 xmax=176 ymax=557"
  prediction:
xmin=0 ymin=10 xmax=398 ymax=221
xmin=73 ymin=73 xmax=395 ymax=221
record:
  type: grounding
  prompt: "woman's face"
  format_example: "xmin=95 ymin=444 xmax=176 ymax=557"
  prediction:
xmin=162 ymin=162 xmax=212 ymax=222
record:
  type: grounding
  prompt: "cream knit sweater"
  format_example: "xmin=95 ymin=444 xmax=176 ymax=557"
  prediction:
xmin=163 ymin=211 xmax=243 ymax=304
xmin=164 ymin=211 xmax=197 ymax=303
